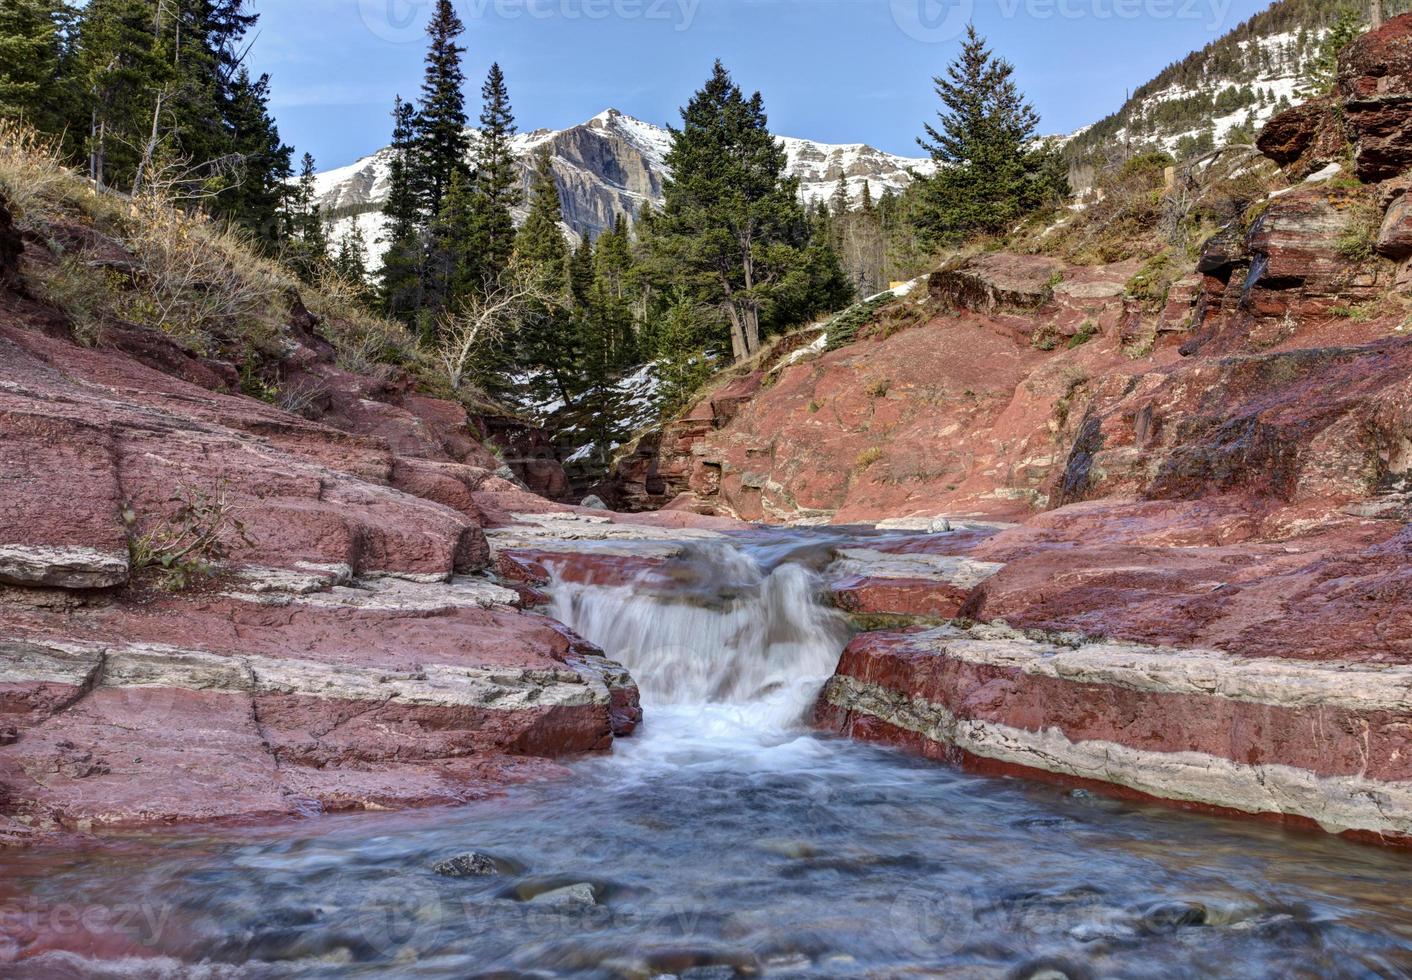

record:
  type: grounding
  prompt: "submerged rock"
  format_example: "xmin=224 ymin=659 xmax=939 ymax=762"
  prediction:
xmin=528 ymin=882 xmax=598 ymax=908
xmin=1138 ymin=901 xmax=1209 ymax=934
xmin=433 ymin=852 xmax=500 ymax=877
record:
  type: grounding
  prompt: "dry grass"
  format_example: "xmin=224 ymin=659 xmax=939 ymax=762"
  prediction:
xmin=0 ymin=119 xmax=427 ymax=385
xmin=855 ymin=446 xmax=884 ymax=469
xmin=0 ymin=121 xmax=119 ymax=230
xmin=119 ymin=196 xmax=286 ymax=354
xmin=1018 ymin=146 xmax=1280 ymax=268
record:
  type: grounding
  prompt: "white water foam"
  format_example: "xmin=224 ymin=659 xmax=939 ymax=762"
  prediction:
xmin=543 ymin=539 xmax=853 ymax=761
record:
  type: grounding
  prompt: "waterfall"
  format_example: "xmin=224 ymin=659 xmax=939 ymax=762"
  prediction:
xmin=543 ymin=539 xmax=853 ymax=735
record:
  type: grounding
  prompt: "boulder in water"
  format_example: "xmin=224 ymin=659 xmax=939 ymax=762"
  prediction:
xmin=529 ymin=882 xmax=598 ymax=907
xmin=433 ymin=852 xmax=500 ymax=877
xmin=1138 ymin=901 xmax=1208 ymax=934
xmin=580 ymin=494 xmax=609 ymax=510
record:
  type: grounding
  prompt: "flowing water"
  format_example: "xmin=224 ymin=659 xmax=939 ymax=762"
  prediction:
xmin=4 ymin=529 xmax=1412 ymax=978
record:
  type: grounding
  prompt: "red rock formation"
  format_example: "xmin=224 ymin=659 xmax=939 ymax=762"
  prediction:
xmin=1255 ymin=96 xmax=1347 ymax=180
xmin=1339 ymin=12 xmax=1412 ymax=181
xmin=630 ymin=14 xmax=1412 ymax=844
xmin=0 ymin=200 xmax=633 ymax=846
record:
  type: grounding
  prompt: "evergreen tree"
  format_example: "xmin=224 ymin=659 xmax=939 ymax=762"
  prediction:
xmin=413 ymin=0 xmax=470 ymax=216
xmin=569 ymin=237 xmax=595 ymax=309
xmin=0 ymin=0 xmax=74 ymax=136
xmin=513 ymin=148 xmax=576 ymax=402
xmin=654 ymin=298 xmax=714 ymax=415
xmin=576 ymin=277 xmax=629 ymax=459
xmin=470 ymin=62 xmax=520 ymax=288
xmin=381 ymin=96 xmax=425 ymax=325
xmin=426 ymin=168 xmax=479 ymax=316
xmin=1300 ymin=8 xmax=1364 ymax=96
xmin=384 ymin=96 xmax=423 ymax=238
xmin=594 ymin=215 xmax=632 ymax=299
xmin=219 ymin=67 xmax=292 ymax=249
xmin=913 ymin=26 xmax=1067 ymax=246
xmin=285 ymin=151 xmax=329 ymax=282
xmin=75 ymin=0 xmax=170 ymax=188
xmin=334 ymin=222 xmax=370 ymax=285
xmin=592 ymin=215 xmax=637 ymax=367
xmin=653 ymin=60 xmax=812 ymax=361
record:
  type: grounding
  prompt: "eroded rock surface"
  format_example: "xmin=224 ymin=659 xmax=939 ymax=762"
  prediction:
xmin=0 ymin=235 xmax=639 ymax=845
xmin=817 ymin=622 xmax=1412 ymax=844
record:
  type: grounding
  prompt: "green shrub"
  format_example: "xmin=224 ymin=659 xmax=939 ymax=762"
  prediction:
xmin=124 ymin=481 xmax=252 ymax=591
xmin=1067 ymin=320 xmax=1097 ymax=349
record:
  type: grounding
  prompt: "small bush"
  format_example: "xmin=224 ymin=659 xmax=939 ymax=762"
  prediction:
xmin=1331 ymin=303 xmax=1374 ymax=321
xmin=855 ymin=446 xmax=883 ymax=469
xmin=1067 ymin=320 xmax=1097 ymax=349
xmin=33 ymin=255 xmax=118 ymax=347
xmin=124 ymin=480 xmax=252 ymax=591
xmin=866 ymin=378 xmax=892 ymax=398
xmin=1337 ymin=199 xmax=1379 ymax=263
xmin=1126 ymin=250 xmax=1176 ymax=307
xmin=824 ymin=295 xmax=892 ymax=351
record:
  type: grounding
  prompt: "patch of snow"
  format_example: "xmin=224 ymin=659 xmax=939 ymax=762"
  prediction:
xmin=1304 ymin=162 xmax=1343 ymax=183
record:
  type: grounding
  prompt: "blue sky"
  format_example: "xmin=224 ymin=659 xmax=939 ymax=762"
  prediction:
xmin=248 ymin=0 xmax=1274 ymax=169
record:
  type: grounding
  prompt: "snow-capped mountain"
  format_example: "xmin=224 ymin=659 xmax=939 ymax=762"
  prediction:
xmin=315 ymin=108 xmax=932 ymax=269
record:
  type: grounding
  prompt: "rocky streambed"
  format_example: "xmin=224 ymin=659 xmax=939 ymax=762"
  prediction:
xmin=3 ymin=521 xmax=1412 ymax=977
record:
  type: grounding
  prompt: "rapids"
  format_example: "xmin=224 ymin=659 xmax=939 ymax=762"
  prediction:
xmin=3 ymin=528 xmax=1411 ymax=978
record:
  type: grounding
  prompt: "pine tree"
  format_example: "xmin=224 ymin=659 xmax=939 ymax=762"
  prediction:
xmin=219 ymin=67 xmax=293 ymax=249
xmin=285 ymin=152 xmax=329 ymax=282
xmin=1300 ymin=9 xmax=1364 ymax=96
xmin=413 ymin=0 xmax=470 ymax=216
xmin=426 ymin=168 xmax=479 ymax=316
xmin=653 ymin=60 xmax=812 ymax=361
xmin=0 ymin=0 xmax=73 ymax=136
xmin=513 ymin=147 xmax=577 ymax=403
xmin=594 ymin=214 xmax=632 ymax=299
xmin=75 ymin=0 xmax=170 ymax=188
xmin=384 ymin=96 xmax=423 ymax=239
xmin=381 ymin=96 xmax=425 ymax=325
xmin=655 ymin=298 xmax=714 ymax=414
xmin=470 ymin=62 xmax=521 ymax=288
xmin=592 ymin=215 xmax=636 ymax=367
xmin=569 ymin=237 xmax=595 ymax=309
xmin=333 ymin=222 xmax=374 ymax=309
xmin=334 ymin=222 xmax=370 ymax=285
xmin=913 ymin=26 xmax=1067 ymax=246
xmin=577 ymin=276 xmax=629 ymax=459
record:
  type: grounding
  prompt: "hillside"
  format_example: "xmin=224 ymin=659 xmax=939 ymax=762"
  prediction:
xmin=316 ymin=108 xmax=933 ymax=266
xmin=1065 ymin=0 xmax=1366 ymax=164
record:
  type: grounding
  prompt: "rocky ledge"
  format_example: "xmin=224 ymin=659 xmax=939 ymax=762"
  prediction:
xmin=817 ymin=622 xmax=1412 ymax=845
xmin=0 ymin=198 xmax=646 ymax=848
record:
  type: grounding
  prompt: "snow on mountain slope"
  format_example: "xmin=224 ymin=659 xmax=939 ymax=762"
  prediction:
xmin=316 ymin=108 xmax=932 ymax=270
xmin=1064 ymin=0 xmax=1344 ymax=168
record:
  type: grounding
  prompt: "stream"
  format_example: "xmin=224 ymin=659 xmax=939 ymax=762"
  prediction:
xmin=3 ymin=529 xmax=1412 ymax=978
